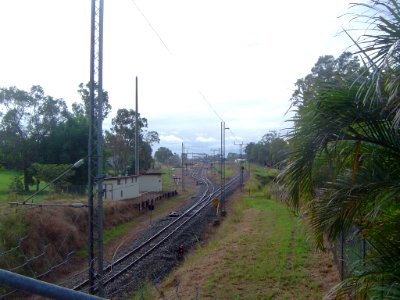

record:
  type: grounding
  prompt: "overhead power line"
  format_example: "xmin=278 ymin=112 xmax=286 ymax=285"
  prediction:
xmin=129 ymin=0 xmax=240 ymax=137
xmin=130 ymin=0 xmax=172 ymax=55
xmin=197 ymin=91 xmax=223 ymax=122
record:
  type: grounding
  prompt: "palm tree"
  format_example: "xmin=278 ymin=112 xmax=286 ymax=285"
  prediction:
xmin=281 ymin=1 xmax=400 ymax=297
xmin=347 ymin=0 xmax=400 ymax=124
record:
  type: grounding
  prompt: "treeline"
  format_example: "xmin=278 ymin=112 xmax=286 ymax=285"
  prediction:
xmin=0 ymin=83 xmax=158 ymax=193
xmin=244 ymin=131 xmax=289 ymax=168
xmin=281 ymin=1 xmax=400 ymax=298
xmin=154 ymin=147 xmax=182 ymax=167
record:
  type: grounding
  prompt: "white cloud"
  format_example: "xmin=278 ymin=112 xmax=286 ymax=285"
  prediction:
xmin=160 ymin=134 xmax=183 ymax=144
xmin=196 ymin=136 xmax=216 ymax=143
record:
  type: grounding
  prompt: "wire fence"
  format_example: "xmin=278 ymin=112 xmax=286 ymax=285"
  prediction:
xmin=268 ymin=183 xmax=383 ymax=299
xmin=6 ymin=184 xmax=87 ymax=204
xmin=0 ymin=185 xmax=181 ymax=298
xmin=331 ymin=225 xmax=373 ymax=280
xmin=0 ymin=206 xmax=87 ymax=298
xmin=0 ymin=184 xmax=89 ymax=298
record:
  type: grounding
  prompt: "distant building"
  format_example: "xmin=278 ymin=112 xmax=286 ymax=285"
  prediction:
xmin=103 ymin=173 xmax=163 ymax=201
xmin=139 ymin=173 xmax=163 ymax=193
xmin=103 ymin=175 xmax=139 ymax=201
xmin=234 ymin=158 xmax=247 ymax=163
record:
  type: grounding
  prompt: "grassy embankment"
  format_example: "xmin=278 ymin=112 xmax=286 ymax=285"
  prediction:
xmin=132 ymin=165 xmax=338 ymax=299
xmin=87 ymin=186 xmax=195 ymax=254
xmin=0 ymin=166 xmax=196 ymax=270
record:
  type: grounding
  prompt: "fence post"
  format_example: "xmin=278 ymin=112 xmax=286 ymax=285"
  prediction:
xmin=340 ymin=231 xmax=345 ymax=280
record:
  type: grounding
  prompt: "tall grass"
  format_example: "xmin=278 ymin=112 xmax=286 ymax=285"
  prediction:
xmin=201 ymin=198 xmax=322 ymax=299
xmin=151 ymin=166 xmax=332 ymax=299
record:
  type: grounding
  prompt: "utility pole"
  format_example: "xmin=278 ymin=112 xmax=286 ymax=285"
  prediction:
xmin=220 ymin=122 xmax=228 ymax=216
xmin=135 ymin=76 xmax=139 ymax=176
xmin=234 ymin=141 xmax=247 ymax=159
xmin=220 ymin=123 xmax=223 ymax=214
xmin=234 ymin=141 xmax=248 ymax=190
xmin=181 ymin=143 xmax=185 ymax=191
xmin=210 ymin=149 xmax=218 ymax=175
xmin=88 ymin=0 xmax=104 ymax=295
xmin=96 ymin=0 xmax=105 ymax=295
xmin=87 ymin=0 xmax=96 ymax=293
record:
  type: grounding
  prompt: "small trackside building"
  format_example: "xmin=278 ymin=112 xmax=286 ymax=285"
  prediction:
xmin=139 ymin=173 xmax=163 ymax=193
xmin=103 ymin=175 xmax=139 ymax=201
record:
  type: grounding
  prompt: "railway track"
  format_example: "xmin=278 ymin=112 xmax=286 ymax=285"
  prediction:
xmin=72 ymin=164 xmax=241 ymax=296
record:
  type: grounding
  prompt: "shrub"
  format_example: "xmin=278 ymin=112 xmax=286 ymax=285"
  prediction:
xmin=8 ymin=176 xmax=24 ymax=194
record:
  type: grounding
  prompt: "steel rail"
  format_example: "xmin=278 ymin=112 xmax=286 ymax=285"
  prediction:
xmin=100 ymin=172 xmax=240 ymax=291
xmin=73 ymin=165 xmax=214 ymax=292
xmin=74 ymin=165 xmax=241 ymax=294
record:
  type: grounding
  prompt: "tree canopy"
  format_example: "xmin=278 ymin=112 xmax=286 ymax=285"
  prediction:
xmin=154 ymin=147 xmax=173 ymax=163
xmin=0 ymin=86 xmax=69 ymax=191
xmin=0 ymin=84 xmax=160 ymax=192
xmin=105 ymin=108 xmax=159 ymax=175
xmin=280 ymin=1 xmax=400 ymax=297
xmin=245 ymin=131 xmax=288 ymax=168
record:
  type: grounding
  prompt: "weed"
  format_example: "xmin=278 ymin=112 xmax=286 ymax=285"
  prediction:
xmin=130 ymin=282 xmax=153 ymax=300
xmin=0 ymin=211 xmax=28 ymax=250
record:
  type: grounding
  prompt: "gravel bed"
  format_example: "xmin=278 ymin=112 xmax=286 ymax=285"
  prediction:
xmin=104 ymin=181 xmax=237 ymax=299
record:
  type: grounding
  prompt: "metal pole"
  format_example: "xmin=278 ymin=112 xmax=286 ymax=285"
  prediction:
xmin=96 ymin=0 xmax=105 ymax=295
xmin=181 ymin=143 xmax=185 ymax=191
xmin=220 ymin=122 xmax=223 ymax=214
xmin=87 ymin=0 xmax=96 ymax=293
xmin=362 ymin=238 xmax=366 ymax=267
xmin=240 ymin=166 xmax=244 ymax=191
xmin=0 ymin=269 xmax=105 ymax=300
xmin=135 ymin=76 xmax=139 ymax=176
xmin=340 ymin=232 xmax=345 ymax=280
xmin=223 ymin=121 xmax=226 ymax=214
xmin=239 ymin=142 xmax=243 ymax=189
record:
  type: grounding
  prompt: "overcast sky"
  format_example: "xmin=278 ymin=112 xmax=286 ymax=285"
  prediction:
xmin=0 ymin=0 xmax=359 ymax=155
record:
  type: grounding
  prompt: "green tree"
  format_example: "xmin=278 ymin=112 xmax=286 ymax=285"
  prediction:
xmin=245 ymin=131 xmax=288 ymax=167
xmin=155 ymin=147 xmax=173 ymax=163
xmin=281 ymin=4 xmax=400 ymax=294
xmin=347 ymin=0 xmax=400 ymax=125
xmin=0 ymin=86 xmax=68 ymax=191
xmin=105 ymin=132 xmax=130 ymax=175
xmin=77 ymin=82 xmax=111 ymax=121
xmin=290 ymin=52 xmax=363 ymax=108
xmin=8 ymin=176 xmax=24 ymax=194
xmin=39 ymin=109 xmax=88 ymax=185
xmin=270 ymin=137 xmax=288 ymax=168
xmin=139 ymin=142 xmax=154 ymax=171
xmin=30 ymin=162 xmax=75 ymax=191
xmin=105 ymin=108 xmax=159 ymax=174
xmin=245 ymin=142 xmax=267 ymax=165
xmin=167 ymin=153 xmax=181 ymax=167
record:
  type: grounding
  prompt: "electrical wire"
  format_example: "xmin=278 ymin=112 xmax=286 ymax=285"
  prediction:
xmin=128 ymin=0 xmax=245 ymax=141
xmin=130 ymin=0 xmax=172 ymax=55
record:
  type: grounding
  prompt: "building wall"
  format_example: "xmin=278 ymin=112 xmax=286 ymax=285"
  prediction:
xmin=103 ymin=175 xmax=139 ymax=201
xmin=139 ymin=174 xmax=162 ymax=193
